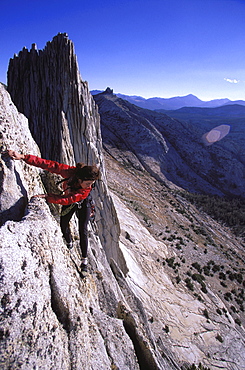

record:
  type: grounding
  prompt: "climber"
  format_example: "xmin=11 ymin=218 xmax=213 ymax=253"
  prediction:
xmin=7 ymin=150 xmax=100 ymax=276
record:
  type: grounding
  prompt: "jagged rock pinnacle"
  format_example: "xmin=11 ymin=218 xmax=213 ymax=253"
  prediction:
xmin=104 ymin=87 xmax=114 ymax=95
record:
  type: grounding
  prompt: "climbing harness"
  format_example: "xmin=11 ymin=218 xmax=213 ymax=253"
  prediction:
xmin=60 ymin=199 xmax=84 ymax=217
xmin=60 ymin=203 xmax=76 ymax=216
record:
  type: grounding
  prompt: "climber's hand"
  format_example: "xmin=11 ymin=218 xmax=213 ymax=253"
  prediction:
xmin=7 ymin=150 xmax=25 ymax=160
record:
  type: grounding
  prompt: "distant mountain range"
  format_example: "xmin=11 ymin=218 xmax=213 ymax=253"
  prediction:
xmin=93 ymin=88 xmax=245 ymax=197
xmin=91 ymin=89 xmax=245 ymax=110
xmin=156 ymin=104 xmax=245 ymax=126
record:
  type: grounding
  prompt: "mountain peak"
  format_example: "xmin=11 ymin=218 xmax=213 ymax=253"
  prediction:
xmin=103 ymin=87 xmax=114 ymax=95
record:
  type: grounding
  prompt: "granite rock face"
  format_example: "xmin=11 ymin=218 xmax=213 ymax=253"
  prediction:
xmin=0 ymin=83 xmax=166 ymax=370
xmin=0 ymin=83 xmax=43 ymax=226
xmin=7 ymin=33 xmax=123 ymax=272
xmin=1 ymin=36 xmax=176 ymax=369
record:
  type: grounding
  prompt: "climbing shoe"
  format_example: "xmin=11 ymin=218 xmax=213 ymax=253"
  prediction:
xmin=79 ymin=263 xmax=88 ymax=278
xmin=67 ymin=242 xmax=73 ymax=250
xmin=81 ymin=263 xmax=88 ymax=272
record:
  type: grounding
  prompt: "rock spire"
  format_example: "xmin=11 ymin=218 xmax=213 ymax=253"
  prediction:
xmin=7 ymin=32 xmax=123 ymax=271
xmin=7 ymin=33 xmax=97 ymax=165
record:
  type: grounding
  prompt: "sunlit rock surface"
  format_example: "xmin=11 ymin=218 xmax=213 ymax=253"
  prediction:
xmin=0 ymin=83 xmax=148 ymax=370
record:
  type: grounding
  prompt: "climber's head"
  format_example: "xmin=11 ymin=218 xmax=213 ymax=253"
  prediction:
xmin=75 ymin=163 xmax=100 ymax=188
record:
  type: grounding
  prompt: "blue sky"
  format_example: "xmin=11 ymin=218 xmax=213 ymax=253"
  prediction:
xmin=1 ymin=0 xmax=245 ymax=101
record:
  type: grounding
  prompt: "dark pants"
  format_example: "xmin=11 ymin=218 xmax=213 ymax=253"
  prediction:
xmin=60 ymin=196 xmax=92 ymax=258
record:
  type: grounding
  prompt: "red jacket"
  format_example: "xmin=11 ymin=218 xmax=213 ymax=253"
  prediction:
xmin=24 ymin=155 xmax=92 ymax=205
